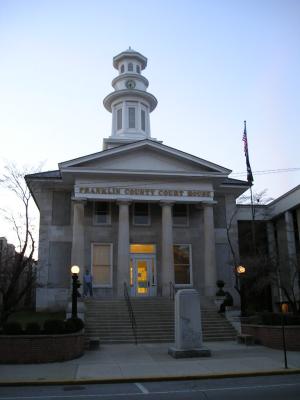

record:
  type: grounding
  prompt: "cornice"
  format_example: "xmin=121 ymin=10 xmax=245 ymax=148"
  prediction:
xmin=103 ymin=90 xmax=158 ymax=112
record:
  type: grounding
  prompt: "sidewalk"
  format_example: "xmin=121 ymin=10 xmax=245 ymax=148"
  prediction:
xmin=1 ymin=341 xmax=300 ymax=385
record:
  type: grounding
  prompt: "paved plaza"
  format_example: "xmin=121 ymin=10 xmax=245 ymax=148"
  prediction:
xmin=1 ymin=341 xmax=300 ymax=385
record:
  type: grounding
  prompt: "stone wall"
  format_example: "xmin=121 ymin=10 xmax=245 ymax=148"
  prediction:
xmin=242 ymin=324 xmax=300 ymax=351
xmin=0 ymin=332 xmax=85 ymax=363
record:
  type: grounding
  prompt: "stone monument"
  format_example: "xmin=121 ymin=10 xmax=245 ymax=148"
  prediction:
xmin=168 ymin=289 xmax=211 ymax=358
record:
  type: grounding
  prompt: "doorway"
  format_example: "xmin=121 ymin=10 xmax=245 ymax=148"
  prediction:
xmin=130 ymin=244 xmax=157 ymax=297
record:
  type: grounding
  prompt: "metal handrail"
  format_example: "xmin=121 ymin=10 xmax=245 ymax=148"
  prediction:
xmin=123 ymin=282 xmax=138 ymax=345
xmin=169 ymin=281 xmax=175 ymax=301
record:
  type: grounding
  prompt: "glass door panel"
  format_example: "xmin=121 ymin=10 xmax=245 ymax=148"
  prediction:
xmin=136 ymin=260 xmax=148 ymax=295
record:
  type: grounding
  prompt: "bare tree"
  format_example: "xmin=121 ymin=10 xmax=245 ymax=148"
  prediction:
xmin=0 ymin=162 xmax=40 ymax=325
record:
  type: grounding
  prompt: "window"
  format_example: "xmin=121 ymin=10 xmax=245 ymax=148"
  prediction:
xmin=92 ymin=244 xmax=112 ymax=286
xmin=173 ymin=244 xmax=192 ymax=285
xmin=117 ymin=108 xmax=122 ymax=130
xmin=94 ymin=202 xmax=110 ymax=224
xmin=128 ymin=107 xmax=136 ymax=128
xmin=128 ymin=62 xmax=133 ymax=72
xmin=136 ymin=65 xmax=140 ymax=74
xmin=141 ymin=109 xmax=146 ymax=131
xmin=120 ymin=64 xmax=125 ymax=73
xmin=133 ymin=203 xmax=150 ymax=225
xmin=173 ymin=204 xmax=189 ymax=226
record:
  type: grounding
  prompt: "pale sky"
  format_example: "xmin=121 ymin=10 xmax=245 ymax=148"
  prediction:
xmin=1 ymin=0 xmax=300 ymax=246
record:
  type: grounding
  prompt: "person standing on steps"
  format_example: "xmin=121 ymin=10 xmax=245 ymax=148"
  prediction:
xmin=83 ymin=268 xmax=93 ymax=297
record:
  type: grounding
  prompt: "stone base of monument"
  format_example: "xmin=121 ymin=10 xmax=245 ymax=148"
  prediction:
xmin=168 ymin=288 xmax=211 ymax=359
xmin=168 ymin=346 xmax=211 ymax=358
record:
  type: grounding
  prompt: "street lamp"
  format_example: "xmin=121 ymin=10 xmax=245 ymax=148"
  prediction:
xmin=71 ymin=265 xmax=80 ymax=319
xmin=236 ymin=265 xmax=246 ymax=317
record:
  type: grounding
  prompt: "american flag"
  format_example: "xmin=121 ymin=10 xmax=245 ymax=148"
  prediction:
xmin=242 ymin=121 xmax=254 ymax=186
xmin=242 ymin=123 xmax=248 ymax=156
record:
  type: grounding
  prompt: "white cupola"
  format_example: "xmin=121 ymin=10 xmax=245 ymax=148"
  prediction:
xmin=103 ymin=48 xmax=158 ymax=149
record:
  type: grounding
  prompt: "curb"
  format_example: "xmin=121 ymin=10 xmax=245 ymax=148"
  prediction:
xmin=1 ymin=368 xmax=300 ymax=386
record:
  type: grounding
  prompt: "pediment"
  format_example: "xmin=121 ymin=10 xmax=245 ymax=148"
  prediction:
xmin=59 ymin=140 xmax=231 ymax=176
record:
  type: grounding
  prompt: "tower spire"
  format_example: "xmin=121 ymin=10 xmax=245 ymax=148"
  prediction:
xmin=102 ymin=49 xmax=158 ymax=150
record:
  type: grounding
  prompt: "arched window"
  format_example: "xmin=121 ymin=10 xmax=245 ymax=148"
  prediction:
xmin=136 ymin=65 xmax=140 ymax=74
xmin=128 ymin=62 xmax=133 ymax=72
xmin=120 ymin=64 xmax=125 ymax=73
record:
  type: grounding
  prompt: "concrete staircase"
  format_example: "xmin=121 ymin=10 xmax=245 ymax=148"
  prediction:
xmin=84 ymin=296 xmax=237 ymax=344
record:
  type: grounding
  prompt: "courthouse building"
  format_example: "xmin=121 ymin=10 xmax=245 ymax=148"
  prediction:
xmin=28 ymin=48 xmax=295 ymax=312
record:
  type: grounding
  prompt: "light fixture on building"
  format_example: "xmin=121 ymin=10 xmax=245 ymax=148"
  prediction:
xmin=71 ymin=265 xmax=80 ymax=319
xmin=236 ymin=265 xmax=246 ymax=274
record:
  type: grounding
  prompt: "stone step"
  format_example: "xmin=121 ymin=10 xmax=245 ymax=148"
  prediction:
xmin=84 ymin=296 xmax=237 ymax=344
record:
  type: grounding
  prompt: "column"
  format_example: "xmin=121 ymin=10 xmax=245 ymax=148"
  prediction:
xmin=117 ymin=201 xmax=130 ymax=296
xmin=161 ymin=202 xmax=174 ymax=297
xmin=71 ymin=200 xmax=85 ymax=285
xmin=203 ymin=203 xmax=217 ymax=297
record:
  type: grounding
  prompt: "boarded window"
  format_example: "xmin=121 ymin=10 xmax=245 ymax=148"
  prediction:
xmin=92 ymin=244 xmax=112 ymax=286
xmin=52 ymin=192 xmax=71 ymax=226
xmin=48 ymin=241 xmax=72 ymax=287
xmin=173 ymin=245 xmax=191 ymax=285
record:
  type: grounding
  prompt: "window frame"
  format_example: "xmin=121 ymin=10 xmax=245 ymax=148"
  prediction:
xmin=128 ymin=106 xmax=136 ymax=129
xmin=132 ymin=202 xmax=151 ymax=226
xmin=173 ymin=243 xmax=193 ymax=287
xmin=128 ymin=62 xmax=133 ymax=72
xmin=173 ymin=204 xmax=189 ymax=227
xmin=93 ymin=202 xmax=111 ymax=225
xmin=91 ymin=242 xmax=113 ymax=288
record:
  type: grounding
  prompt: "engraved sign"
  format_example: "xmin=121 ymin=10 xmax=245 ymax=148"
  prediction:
xmin=75 ymin=186 xmax=214 ymax=201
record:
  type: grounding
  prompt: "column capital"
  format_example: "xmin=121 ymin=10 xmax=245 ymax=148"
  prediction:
xmin=117 ymin=200 xmax=131 ymax=206
xmin=71 ymin=198 xmax=87 ymax=206
xmin=196 ymin=201 xmax=216 ymax=210
xmin=160 ymin=201 xmax=174 ymax=207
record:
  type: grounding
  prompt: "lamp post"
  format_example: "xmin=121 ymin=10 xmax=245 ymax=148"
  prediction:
xmin=281 ymin=302 xmax=288 ymax=369
xmin=71 ymin=265 xmax=80 ymax=319
xmin=236 ymin=265 xmax=246 ymax=317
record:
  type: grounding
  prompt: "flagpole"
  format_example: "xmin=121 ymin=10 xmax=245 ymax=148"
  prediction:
xmin=249 ymin=183 xmax=256 ymax=255
xmin=243 ymin=120 xmax=256 ymax=255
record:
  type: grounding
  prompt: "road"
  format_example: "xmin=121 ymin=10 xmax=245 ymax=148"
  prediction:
xmin=0 ymin=374 xmax=300 ymax=400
